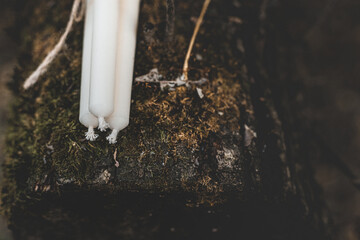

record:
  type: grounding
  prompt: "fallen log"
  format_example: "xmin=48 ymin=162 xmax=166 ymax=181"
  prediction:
xmin=1 ymin=0 xmax=329 ymax=239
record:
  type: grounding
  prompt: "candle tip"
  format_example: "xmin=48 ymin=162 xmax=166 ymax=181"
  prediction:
xmin=85 ymin=126 xmax=99 ymax=141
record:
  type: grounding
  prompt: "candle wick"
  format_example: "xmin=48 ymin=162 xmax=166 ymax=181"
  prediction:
xmin=85 ymin=126 xmax=98 ymax=141
xmin=98 ymin=117 xmax=110 ymax=132
xmin=106 ymin=129 xmax=119 ymax=144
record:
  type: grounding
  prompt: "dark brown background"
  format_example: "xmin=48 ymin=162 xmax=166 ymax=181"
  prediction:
xmin=0 ymin=0 xmax=17 ymax=239
xmin=273 ymin=0 xmax=360 ymax=238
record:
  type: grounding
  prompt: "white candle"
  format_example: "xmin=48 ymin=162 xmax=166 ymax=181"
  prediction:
xmin=106 ymin=0 xmax=141 ymax=144
xmin=79 ymin=0 xmax=99 ymax=141
xmin=89 ymin=0 xmax=120 ymax=131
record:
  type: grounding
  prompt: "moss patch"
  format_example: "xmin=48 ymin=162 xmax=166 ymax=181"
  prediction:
xmin=2 ymin=0 xmax=259 ymax=218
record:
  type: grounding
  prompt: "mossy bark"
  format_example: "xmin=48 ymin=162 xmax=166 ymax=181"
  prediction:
xmin=1 ymin=0 xmax=329 ymax=239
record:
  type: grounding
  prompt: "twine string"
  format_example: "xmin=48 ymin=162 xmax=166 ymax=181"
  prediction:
xmin=23 ymin=0 xmax=85 ymax=89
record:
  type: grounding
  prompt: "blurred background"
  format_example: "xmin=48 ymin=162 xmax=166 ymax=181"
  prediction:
xmin=0 ymin=0 xmax=17 ymax=239
xmin=272 ymin=0 xmax=360 ymax=239
xmin=0 ymin=0 xmax=359 ymax=239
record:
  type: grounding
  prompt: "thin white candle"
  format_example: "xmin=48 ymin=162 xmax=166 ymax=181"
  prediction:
xmin=106 ymin=0 xmax=141 ymax=144
xmin=89 ymin=0 xmax=120 ymax=131
xmin=79 ymin=0 xmax=99 ymax=141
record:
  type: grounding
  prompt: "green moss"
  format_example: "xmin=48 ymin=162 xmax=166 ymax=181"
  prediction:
xmin=2 ymin=0 xmax=254 ymax=218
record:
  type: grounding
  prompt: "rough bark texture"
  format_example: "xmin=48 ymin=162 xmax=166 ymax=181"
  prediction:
xmin=1 ymin=0 xmax=329 ymax=239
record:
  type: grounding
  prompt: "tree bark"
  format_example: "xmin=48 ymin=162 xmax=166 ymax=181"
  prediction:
xmin=1 ymin=0 xmax=329 ymax=239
